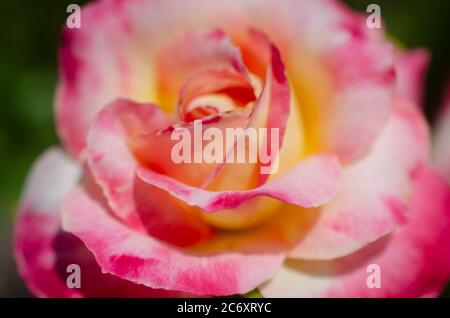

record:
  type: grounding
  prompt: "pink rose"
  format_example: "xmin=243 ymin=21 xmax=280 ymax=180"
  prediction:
xmin=14 ymin=0 xmax=450 ymax=297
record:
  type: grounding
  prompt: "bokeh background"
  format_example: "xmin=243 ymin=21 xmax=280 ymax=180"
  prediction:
xmin=0 ymin=0 xmax=449 ymax=297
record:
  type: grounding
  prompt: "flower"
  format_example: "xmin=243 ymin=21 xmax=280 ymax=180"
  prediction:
xmin=14 ymin=0 xmax=450 ymax=297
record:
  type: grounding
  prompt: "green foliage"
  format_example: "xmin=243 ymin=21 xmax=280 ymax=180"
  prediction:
xmin=241 ymin=290 xmax=263 ymax=298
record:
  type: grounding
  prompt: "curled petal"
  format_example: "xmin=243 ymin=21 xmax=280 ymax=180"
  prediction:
xmin=137 ymin=154 xmax=341 ymax=212
xmin=61 ymin=187 xmax=286 ymax=296
xmin=87 ymin=99 xmax=214 ymax=246
xmin=203 ymin=30 xmax=292 ymax=189
xmin=178 ymin=69 xmax=255 ymax=119
xmin=158 ymin=28 xmax=250 ymax=112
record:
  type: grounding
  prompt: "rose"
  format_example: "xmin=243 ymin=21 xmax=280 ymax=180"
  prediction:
xmin=14 ymin=0 xmax=450 ymax=297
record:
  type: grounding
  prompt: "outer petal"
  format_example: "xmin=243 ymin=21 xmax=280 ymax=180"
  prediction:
xmin=434 ymin=84 xmax=450 ymax=183
xmin=287 ymin=97 xmax=429 ymax=259
xmin=14 ymin=148 xmax=178 ymax=297
xmin=14 ymin=148 xmax=82 ymax=297
xmin=395 ymin=49 xmax=430 ymax=107
xmin=314 ymin=38 xmax=395 ymax=162
xmin=266 ymin=0 xmax=396 ymax=163
xmin=56 ymin=0 xmax=159 ymax=157
xmin=260 ymin=166 xmax=450 ymax=297
xmin=61 ymin=187 xmax=286 ymax=296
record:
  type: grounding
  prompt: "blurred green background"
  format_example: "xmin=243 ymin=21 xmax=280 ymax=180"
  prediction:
xmin=0 ymin=0 xmax=449 ymax=297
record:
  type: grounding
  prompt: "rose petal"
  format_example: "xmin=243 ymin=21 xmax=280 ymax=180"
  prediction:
xmin=56 ymin=0 xmax=161 ymax=157
xmin=316 ymin=39 xmax=395 ymax=162
xmin=287 ymin=97 xmax=429 ymax=259
xmin=61 ymin=187 xmax=285 ymax=296
xmin=395 ymin=49 xmax=430 ymax=107
xmin=178 ymin=69 xmax=255 ymax=118
xmin=269 ymin=1 xmax=396 ymax=163
xmin=87 ymin=99 xmax=215 ymax=246
xmin=157 ymin=28 xmax=250 ymax=113
xmin=229 ymin=30 xmax=291 ymax=185
xmin=198 ymin=29 xmax=292 ymax=192
xmin=14 ymin=148 xmax=178 ymax=297
xmin=434 ymin=83 xmax=450 ymax=183
xmin=14 ymin=148 xmax=81 ymax=297
xmin=137 ymin=154 xmax=341 ymax=212
xmin=260 ymin=166 xmax=450 ymax=297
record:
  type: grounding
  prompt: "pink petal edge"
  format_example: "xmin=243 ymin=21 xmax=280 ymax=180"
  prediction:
xmin=61 ymin=186 xmax=286 ymax=296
